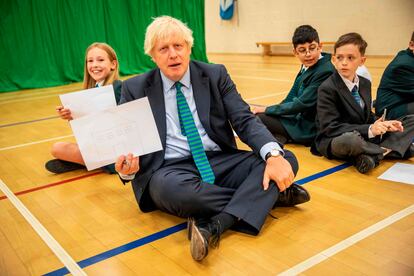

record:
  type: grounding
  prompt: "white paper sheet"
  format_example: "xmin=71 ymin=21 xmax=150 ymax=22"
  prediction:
xmin=70 ymin=97 xmax=162 ymax=170
xmin=378 ymin=162 xmax=414 ymax=185
xmin=59 ymin=85 xmax=116 ymax=119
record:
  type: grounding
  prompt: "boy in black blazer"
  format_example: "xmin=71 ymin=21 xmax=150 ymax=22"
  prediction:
xmin=315 ymin=33 xmax=414 ymax=174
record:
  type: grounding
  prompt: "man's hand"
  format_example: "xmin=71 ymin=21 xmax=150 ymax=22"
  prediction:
xmin=250 ymin=105 xmax=266 ymax=114
xmin=371 ymin=118 xmax=403 ymax=136
xmin=262 ymin=156 xmax=294 ymax=192
xmin=56 ymin=105 xmax=73 ymax=121
xmin=115 ymin=153 xmax=139 ymax=175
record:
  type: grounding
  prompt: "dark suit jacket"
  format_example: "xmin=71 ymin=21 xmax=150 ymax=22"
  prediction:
xmin=113 ymin=79 xmax=123 ymax=104
xmin=120 ymin=61 xmax=278 ymax=212
xmin=375 ymin=49 xmax=414 ymax=119
xmin=265 ymin=53 xmax=334 ymax=144
xmin=315 ymin=71 xmax=376 ymax=158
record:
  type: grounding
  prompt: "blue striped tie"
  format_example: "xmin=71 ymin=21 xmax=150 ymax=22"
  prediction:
xmin=175 ymin=82 xmax=215 ymax=184
xmin=351 ymin=85 xmax=364 ymax=108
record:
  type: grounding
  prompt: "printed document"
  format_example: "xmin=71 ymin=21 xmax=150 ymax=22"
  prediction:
xmin=70 ymin=97 xmax=162 ymax=170
xmin=59 ymin=85 xmax=116 ymax=119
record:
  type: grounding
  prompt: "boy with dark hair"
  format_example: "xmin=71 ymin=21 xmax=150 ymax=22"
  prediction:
xmin=251 ymin=25 xmax=335 ymax=146
xmin=315 ymin=32 xmax=414 ymax=174
xmin=375 ymin=31 xmax=414 ymax=119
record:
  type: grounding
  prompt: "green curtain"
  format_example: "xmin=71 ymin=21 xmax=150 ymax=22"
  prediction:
xmin=0 ymin=0 xmax=207 ymax=92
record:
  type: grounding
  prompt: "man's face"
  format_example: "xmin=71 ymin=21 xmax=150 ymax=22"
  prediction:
xmin=293 ymin=41 xmax=322 ymax=68
xmin=332 ymin=43 xmax=366 ymax=81
xmin=151 ymin=34 xmax=191 ymax=82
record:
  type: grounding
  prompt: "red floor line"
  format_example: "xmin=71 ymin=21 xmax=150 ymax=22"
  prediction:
xmin=0 ymin=171 xmax=104 ymax=201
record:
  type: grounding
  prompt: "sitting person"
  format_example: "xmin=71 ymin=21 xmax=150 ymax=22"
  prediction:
xmin=356 ymin=65 xmax=372 ymax=82
xmin=45 ymin=42 xmax=122 ymax=174
xmin=251 ymin=25 xmax=334 ymax=146
xmin=315 ymin=33 xmax=414 ymax=174
xmin=375 ymin=31 xmax=414 ymax=120
xmin=114 ymin=16 xmax=310 ymax=261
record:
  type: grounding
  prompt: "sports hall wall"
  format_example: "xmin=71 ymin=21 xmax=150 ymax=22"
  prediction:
xmin=205 ymin=0 xmax=413 ymax=55
xmin=0 ymin=0 xmax=207 ymax=92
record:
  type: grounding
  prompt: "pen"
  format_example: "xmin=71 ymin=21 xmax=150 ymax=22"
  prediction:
xmin=380 ymin=108 xmax=387 ymax=141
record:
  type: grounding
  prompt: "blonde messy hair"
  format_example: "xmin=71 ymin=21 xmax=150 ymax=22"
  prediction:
xmin=83 ymin=42 xmax=119 ymax=89
xmin=144 ymin=16 xmax=194 ymax=57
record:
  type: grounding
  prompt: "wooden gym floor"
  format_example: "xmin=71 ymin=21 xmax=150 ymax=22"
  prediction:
xmin=0 ymin=54 xmax=413 ymax=275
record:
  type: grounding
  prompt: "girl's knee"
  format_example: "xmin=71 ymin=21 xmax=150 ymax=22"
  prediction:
xmin=50 ymin=142 xmax=66 ymax=158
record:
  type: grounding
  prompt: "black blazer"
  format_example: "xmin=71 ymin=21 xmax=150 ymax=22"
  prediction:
xmin=120 ymin=61 xmax=278 ymax=212
xmin=315 ymin=71 xmax=376 ymax=158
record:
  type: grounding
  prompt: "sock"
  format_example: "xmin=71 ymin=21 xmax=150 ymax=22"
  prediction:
xmin=210 ymin=212 xmax=237 ymax=235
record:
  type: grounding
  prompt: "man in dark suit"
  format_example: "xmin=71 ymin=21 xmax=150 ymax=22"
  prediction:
xmin=375 ymin=31 xmax=414 ymax=120
xmin=251 ymin=25 xmax=335 ymax=147
xmin=114 ymin=16 xmax=310 ymax=261
xmin=315 ymin=33 xmax=414 ymax=174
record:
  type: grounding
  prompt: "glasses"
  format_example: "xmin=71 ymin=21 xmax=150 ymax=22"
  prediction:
xmin=296 ymin=44 xmax=319 ymax=56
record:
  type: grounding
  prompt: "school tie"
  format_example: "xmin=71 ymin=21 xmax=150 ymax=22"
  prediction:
xmin=351 ymin=85 xmax=364 ymax=108
xmin=175 ymin=82 xmax=215 ymax=184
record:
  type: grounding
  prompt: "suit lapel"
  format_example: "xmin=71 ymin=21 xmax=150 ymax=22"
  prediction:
xmin=358 ymin=78 xmax=372 ymax=122
xmin=145 ymin=71 xmax=167 ymax=150
xmin=189 ymin=62 xmax=213 ymax=135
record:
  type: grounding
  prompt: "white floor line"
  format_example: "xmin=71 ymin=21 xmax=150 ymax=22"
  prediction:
xmin=246 ymin=92 xmax=287 ymax=101
xmin=0 ymin=134 xmax=73 ymax=151
xmin=232 ymin=75 xmax=292 ymax=82
xmin=0 ymin=179 xmax=86 ymax=276
xmin=0 ymin=89 xmax=62 ymax=101
xmin=278 ymin=204 xmax=414 ymax=276
xmin=0 ymin=94 xmax=61 ymax=105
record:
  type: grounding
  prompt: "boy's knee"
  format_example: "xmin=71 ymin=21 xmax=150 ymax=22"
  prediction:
xmin=335 ymin=131 xmax=363 ymax=148
xmin=50 ymin=142 xmax=65 ymax=158
xmin=331 ymin=131 xmax=364 ymax=157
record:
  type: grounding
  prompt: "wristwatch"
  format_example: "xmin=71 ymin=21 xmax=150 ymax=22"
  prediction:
xmin=265 ymin=148 xmax=281 ymax=161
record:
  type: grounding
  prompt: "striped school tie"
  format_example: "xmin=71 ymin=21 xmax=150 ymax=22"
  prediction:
xmin=351 ymin=85 xmax=364 ymax=108
xmin=175 ymin=82 xmax=215 ymax=184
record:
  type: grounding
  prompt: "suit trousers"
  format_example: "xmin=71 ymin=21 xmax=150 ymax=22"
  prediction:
xmin=407 ymin=102 xmax=414 ymax=115
xmin=148 ymin=150 xmax=298 ymax=235
xmin=330 ymin=115 xmax=414 ymax=159
xmin=257 ymin=113 xmax=291 ymax=145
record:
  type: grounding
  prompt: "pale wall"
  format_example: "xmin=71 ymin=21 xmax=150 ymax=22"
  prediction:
xmin=205 ymin=0 xmax=414 ymax=55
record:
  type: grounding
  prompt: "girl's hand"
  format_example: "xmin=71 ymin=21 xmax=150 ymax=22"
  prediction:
xmin=56 ymin=106 xmax=73 ymax=121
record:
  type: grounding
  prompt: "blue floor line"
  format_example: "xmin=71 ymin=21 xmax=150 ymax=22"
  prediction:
xmin=43 ymin=223 xmax=187 ymax=276
xmin=43 ymin=162 xmax=350 ymax=276
xmin=295 ymin=162 xmax=352 ymax=185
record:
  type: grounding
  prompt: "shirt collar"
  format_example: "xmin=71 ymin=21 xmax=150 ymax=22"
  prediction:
xmin=302 ymin=53 xmax=323 ymax=71
xmin=160 ymin=66 xmax=191 ymax=93
xmin=96 ymin=80 xmax=105 ymax=87
xmin=339 ymin=73 xmax=359 ymax=92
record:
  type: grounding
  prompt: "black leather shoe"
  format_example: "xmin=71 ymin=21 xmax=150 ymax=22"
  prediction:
xmin=45 ymin=159 xmax=85 ymax=174
xmin=354 ymin=154 xmax=379 ymax=174
xmin=274 ymin=184 xmax=310 ymax=208
xmin=403 ymin=143 xmax=414 ymax=159
xmin=189 ymin=217 xmax=221 ymax=261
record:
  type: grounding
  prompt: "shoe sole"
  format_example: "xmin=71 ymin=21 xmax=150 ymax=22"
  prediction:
xmin=190 ymin=221 xmax=208 ymax=261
